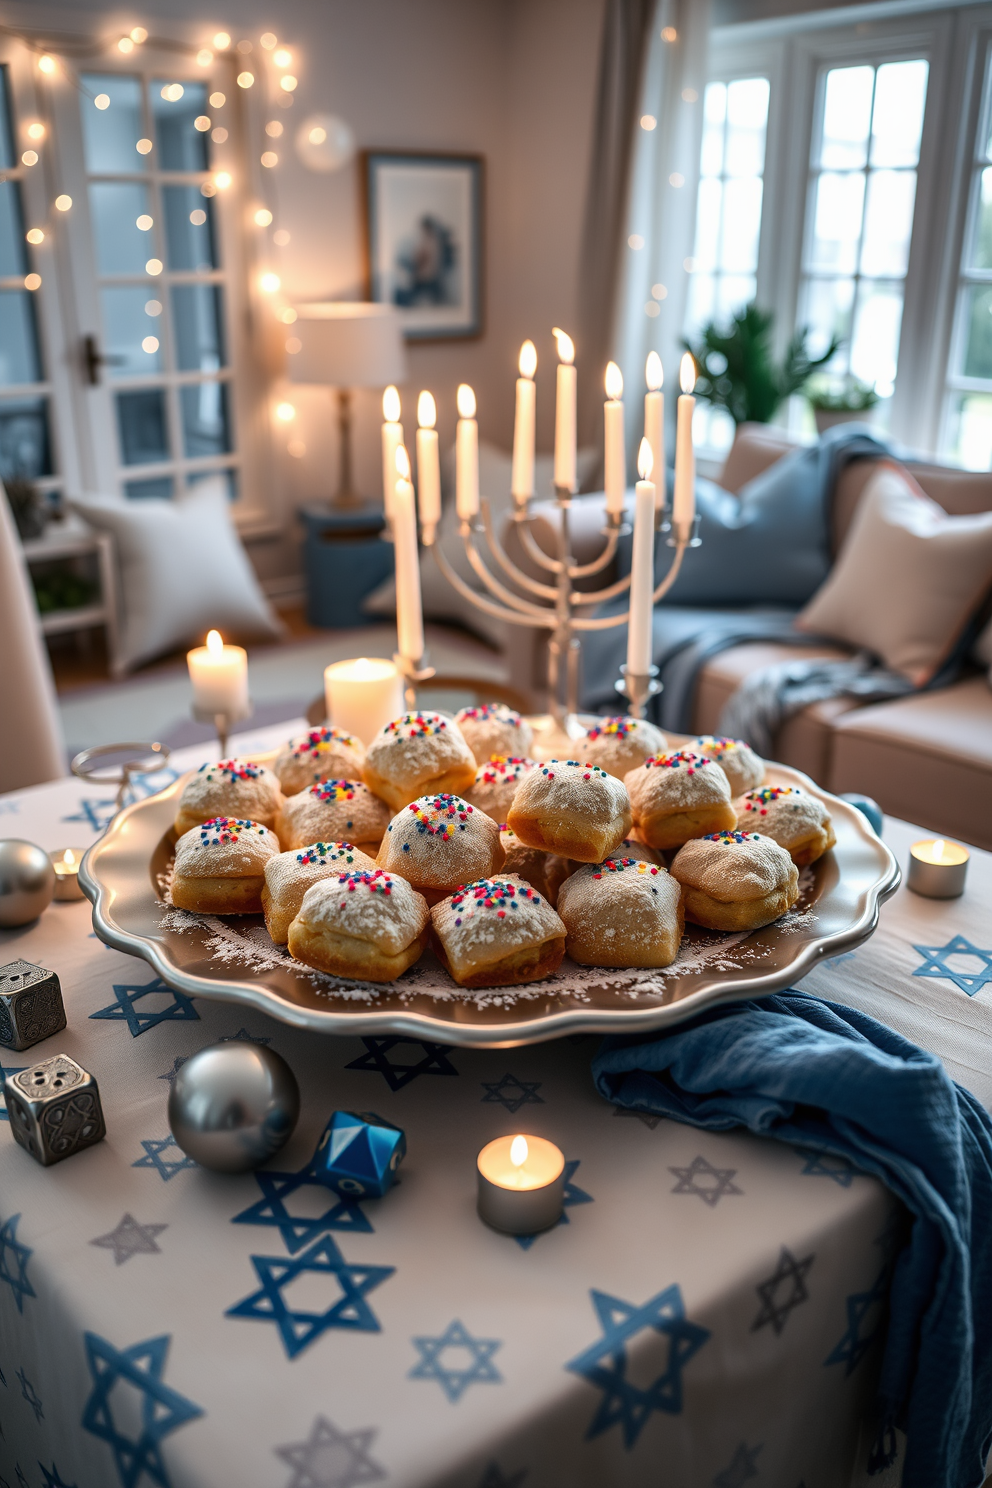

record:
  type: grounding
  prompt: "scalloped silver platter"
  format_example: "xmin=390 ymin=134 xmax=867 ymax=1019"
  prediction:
xmin=79 ymin=753 xmax=899 ymax=1049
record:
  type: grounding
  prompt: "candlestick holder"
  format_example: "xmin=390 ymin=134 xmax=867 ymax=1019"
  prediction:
xmin=393 ymin=652 xmax=436 ymax=710
xmin=191 ymin=703 xmax=253 ymax=760
xmin=71 ymin=741 xmax=172 ymax=813
xmin=615 ymin=664 xmax=662 ymax=721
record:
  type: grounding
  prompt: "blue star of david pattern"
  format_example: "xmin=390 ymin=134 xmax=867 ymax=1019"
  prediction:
xmin=232 ymin=1160 xmax=373 ymax=1253
xmin=409 ymin=1319 xmax=502 ymax=1402
xmin=514 ymin=1160 xmax=593 ymax=1250
xmin=219 ymin=1027 xmax=271 ymax=1045
xmin=0 ymin=1217 xmax=34 ymax=1314
xmin=16 ymin=1369 xmax=42 ymax=1422
xmin=0 ymin=1058 xmax=26 ymax=1123
xmin=39 ymin=1465 xmax=77 ymax=1488
xmin=226 ymin=1232 xmax=395 ymax=1359
xmin=912 ymin=935 xmax=992 ymax=997
xmin=345 ymin=1037 xmax=458 ymax=1091
xmin=713 ymin=1441 xmax=762 ymax=1488
xmin=132 ymin=1136 xmax=197 ymax=1181
xmin=565 ymin=1285 xmax=710 ymax=1447
xmin=157 ymin=1057 xmax=189 ymax=1087
xmin=481 ymin=1074 xmax=544 ymax=1114
xmin=752 ymin=1247 xmax=814 ymax=1336
xmin=612 ymin=1105 xmax=662 ymax=1129
xmin=81 ymin=1331 xmax=202 ymax=1488
xmin=62 ymin=771 xmax=179 ymax=834
xmin=824 ymin=1260 xmax=891 ymax=1376
xmin=90 ymin=977 xmax=199 ymax=1037
xmin=796 ymin=1148 xmax=859 ymax=1186
xmin=669 ymin=1155 xmax=742 ymax=1207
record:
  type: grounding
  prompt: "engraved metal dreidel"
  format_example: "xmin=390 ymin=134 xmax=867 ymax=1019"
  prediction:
xmin=0 ymin=961 xmax=67 ymax=1052
xmin=311 ymin=1110 xmax=406 ymax=1198
xmin=4 ymin=1054 xmax=106 ymax=1167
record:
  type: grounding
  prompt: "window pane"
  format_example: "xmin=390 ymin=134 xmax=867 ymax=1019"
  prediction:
xmin=0 ymin=397 xmax=52 ymax=479
xmin=721 ymin=178 xmax=762 ymax=272
xmin=860 ymin=170 xmax=917 ymax=277
xmin=0 ymin=292 xmax=42 ymax=385
xmin=850 ymin=281 xmax=903 ymax=396
xmin=800 ymin=276 xmax=855 ymax=363
xmin=181 ymin=381 xmax=231 ymax=457
xmin=89 ymin=181 xmax=155 ymax=275
xmin=0 ymin=180 xmax=26 ymax=277
xmin=685 ymin=272 xmax=717 ymax=336
xmin=693 ymin=178 xmax=722 ymax=270
xmin=101 ymin=287 xmax=164 ymax=376
xmin=171 ymin=284 xmax=225 ymax=371
xmin=819 ymin=66 xmax=874 ymax=170
xmin=152 ymin=80 xmax=209 ymax=171
xmin=163 ymin=186 xmax=217 ymax=271
xmin=187 ymin=467 xmax=238 ymax=500
xmin=116 ymin=388 xmax=169 ymax=465
xmin=125 ymin=474 xmax=174 ymax=499
xmin=0 ymin=66 xmax=14 ymax=171
xmin=870 ymin=60 xmax=928 ymax=168
xmin=80 ymin=74 xmax=145 ymax=173
xmin=714 ymin=274 xmax=756 ymax=320
xmin=965 ymin=168 xmax=992 ymax=270
xmin=724 ymin=77 xmax=769 ymax=177
xmin=945 ymin=392 xmax=992 ymax=470
xmin=700 ymin=83 xmax=726 ymax=177
xmin=807 ymin=172 xmax=865 ymax=274
xmin=961 ymin=285 xmax=992 ymax=380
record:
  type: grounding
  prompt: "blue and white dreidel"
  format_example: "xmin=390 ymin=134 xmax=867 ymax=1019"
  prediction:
xmin=311 ymin=1110 xmax=406 ymax=1198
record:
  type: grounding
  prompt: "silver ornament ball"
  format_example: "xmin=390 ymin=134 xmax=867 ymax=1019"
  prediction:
xmin=0 ymin=840 xmax=56 ymax=928
xmin=168 ymin=1042 xmax=300 ymax=1173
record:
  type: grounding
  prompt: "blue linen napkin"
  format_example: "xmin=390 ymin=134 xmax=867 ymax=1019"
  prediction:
xmin=592 ymin=991 xmax=992 ymax=1488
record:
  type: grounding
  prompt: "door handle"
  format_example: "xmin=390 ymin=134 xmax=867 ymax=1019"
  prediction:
xmin=81 ymin=334 xmax=126 ymax=386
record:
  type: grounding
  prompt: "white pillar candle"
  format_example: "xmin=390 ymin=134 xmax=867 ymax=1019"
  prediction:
xmin=381 ymin=385 xmax=404 ymax=524
xmin=477 ymin=1133 xmax=565 ymax=1235
xmin=416 ymin=390 xmax=441 ymax=541
xmin=627 ymin=439 xmax=656 ymax=677
xmin=553 ymin=328 xmax=577 ymax=494
xmin=187 ymin=629 xmax=249 ymax=716
xmin=511 ymin=339 xmax=537 ymax=508
xmin=604 ymin=360 xmax=625 ymax=517
xmin=392 ymin=450 xmax=425 ymax=663
xmin=324 ymin=657 xmax=404 ymax=744
xmin=455 ymin=383 xmax=479 ymax=521
xmin=644 ymin=350 xmax=665 ymax=515
xmin=673 ymin=353 xmax=696 ymax=531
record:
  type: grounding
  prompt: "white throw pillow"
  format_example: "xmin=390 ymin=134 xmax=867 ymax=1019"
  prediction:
xmin=71 ymin=478 xmax=282 ymax=672
xmin=797 ymin=462 xmax=992 ymax=685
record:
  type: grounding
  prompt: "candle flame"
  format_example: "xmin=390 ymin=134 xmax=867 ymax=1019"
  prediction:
xmin=552 ymin=327 xmax=575 ymax=364
xmin=680 ymin=353 xmax=696 ymax=395
xmin=417 ymin=390 xmax=436 ymax=429
xmin=206 ymin=629 xmax=223 ymax=654
xmin=933 ymin=839 xmax=946 ymax=861
xmin=605 ymin=360 xmax=623 ymax=400
xmin=395 ymin=443 xmax=411 ymax=480
xmin=646 ymin=350 xmax=663 ymax=391
xmin=510 ymin=1135 xmax=528 ymax=1167
xmin=637 ymin=437 xmax=653 ymax=480
xmin=63 ymin=849 xmax=75 ymax=866
xmin=519 ymin=339 xmax=537 ymax=378
xmin=457 ymin=383 xmax=476 ymax=419
xmin=382 ymin=385 xmax=401 ymax=423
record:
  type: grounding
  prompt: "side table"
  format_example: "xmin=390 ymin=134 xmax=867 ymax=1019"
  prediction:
xmin=21 ymin=516 xmax=123 ymax=677
xmin=299 ymin=504 xmax=394 ymax=629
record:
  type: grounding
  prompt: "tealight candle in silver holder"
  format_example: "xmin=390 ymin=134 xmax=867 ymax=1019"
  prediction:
xmin=477 ymin=1133 xmax=565 ymax=1235
xmin=49 ymin=848 xmax=87 ymax=901
xmin=907 ymin=838 xmax=969 ymax=898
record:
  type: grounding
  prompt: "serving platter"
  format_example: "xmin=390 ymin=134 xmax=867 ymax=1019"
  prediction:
xmin=79 ymin=751 xmax=899 ymax=1049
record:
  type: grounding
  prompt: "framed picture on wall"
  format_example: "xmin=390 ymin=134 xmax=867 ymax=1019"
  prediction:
xmin=362 ymin=151 xmax=484 ymax=340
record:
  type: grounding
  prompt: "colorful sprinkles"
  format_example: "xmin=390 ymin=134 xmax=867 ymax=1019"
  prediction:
xmin=741 ymin=786 xmax=798 ymax=816
xmin=336 ymin=869 xmax=394 ymax=903
xmin=310 ymin=780 xmax=358 ymax=803
xmin=645 ymin=751 xmax=710 ymax=775
xmin=458 ymin=704 xmax=521 ymax=724
xmin=401 ymin=794 xmax=475 ymax=840
xmin=196 ymin=760 xmax=263 ymax=782
xmin=382 ymin=712 xmax=449 ymax=739
xmin=292 ymin=727 xmax=358 ymax=758
xmin=591 ymin=857 xmax=661 ymax=879
xmin=196 ymin=817 xmax=268 ymax=846
xmin=539 ymin=759 xmax=612 ymax=783
xmin=297 ymin=842 xmax=359 ymax=866
xmin=586 ymin=716 xmax=636 ymax=740
xmin=448 ymin=876 xmax=542 ymax=926
xmin=478 ymin=756 xmax=532 ymax=786
xmin=696 ymin=736 xmax=744 ymax=758
xmin=703 ymin=831 xmax=760 ymax=845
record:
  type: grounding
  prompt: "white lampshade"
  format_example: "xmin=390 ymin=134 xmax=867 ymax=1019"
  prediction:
xmin=289 ymin=302 xmax=407 ymax=388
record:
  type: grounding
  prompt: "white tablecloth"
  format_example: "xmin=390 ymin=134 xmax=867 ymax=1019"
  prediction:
xmin=1 ymin=722 xmax=989 ymax=1488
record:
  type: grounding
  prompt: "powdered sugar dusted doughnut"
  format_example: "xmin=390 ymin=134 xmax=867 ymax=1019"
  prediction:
xmin=499 ymin=825 xmax=571 ymax=906
xmin=582 ymin=716 xmax=668 ymax=780
xmin=689 ymin=735 xmax=765 ymax=797
xmin=430 ymin=874 xmax=566 ymax=987
xmin=171 ymin=816 xmax=280 ymax=915
xmin=735 ymin=785 xmax=835 ymax=867
xmin=557 ymin=857 xmax=683 ymax=968
xmin=455 ymin=703 xmax=534 ymax=763
xmin=625 ymin=750 xmax=735 ymax=851
xmin=274 ymin=726 xmax=365 ymax=796
xmin=602 ymin=837 xmax=662 ymax=867
xmin=670 ymin=829 xmax=799 ymax=931
xmin=262 ymin=841 xmax=376 ymax=944
xmin=376 ymin=793 xmax=504 ymax=905
xmin=175 ymin=759 xmax=284 ymax=836
xmin=463 ymin=756 xmax=537 ymax=823
xmin=276 ymin=780 xmax=391 ymax=854
xmin=506 ymin=760 xmax=631 ymax=863
xmin=288 ymin=868 xmax=430 ymax=982
xmin=363 ymin=712 xmax=476 ymax=812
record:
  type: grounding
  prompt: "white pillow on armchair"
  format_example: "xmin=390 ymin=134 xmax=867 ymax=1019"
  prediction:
xmin=71 ymin=477 xmax=282 ymax=673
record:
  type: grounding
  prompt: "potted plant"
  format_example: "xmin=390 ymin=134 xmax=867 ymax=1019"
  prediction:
xmin=805 ymin=375 xmax=880 ymax=434
xmin=683 ymin=303 xmax=841 ymax=426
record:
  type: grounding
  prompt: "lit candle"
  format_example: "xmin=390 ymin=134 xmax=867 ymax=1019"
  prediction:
xmin=627 ymin=439 xmax=656 ymax=677
xmin=644 ymin=351 xmax=665 ymax=515
xmin=187 ymin=629 xmax=249 ymax=717
xmin=604 ymin=360 xmax=626 ymax=518
xmin=324 ymin=657 xmax=404 ymax=744
xmin=455 ymin=383 xmax=479 ymax=521
xmin=673 ymin=353 xmax=696 ymax=533
xmin=50 ymin=847 xmax=86 ymax=901
xmin=907 ymin=838 xmax=969 ymax=899
xmin=511 ymin=339 xmax=537 ymax=509
xmin=553 ymin=327 xmax=577 ymax=494
xmin=416 ymin=390 xmax=441 ymax=544
xmin=392 ymin=444 xmax=425 ymax=663
xmin=381 ymin=385 xmax=404 ymax=525
xmin=477 ymin=1133 xmax=565 ymax=1235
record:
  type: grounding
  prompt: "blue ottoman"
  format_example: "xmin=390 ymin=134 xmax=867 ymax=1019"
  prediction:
xmin=300 ymin=505 xmax=394 ymax=629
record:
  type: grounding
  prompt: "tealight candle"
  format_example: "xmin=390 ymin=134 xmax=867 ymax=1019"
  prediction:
xmin=477 ymin=1133 xmax=565 ymax=1235
xmin=907 ymin=838 xmax=969 ymax=899
xmin=50 ymin=847 xmax=86 ymax=901
xmin=186 ymin=629 xmax=249 ymax=718
xmin=324 ymin=657 xmax=404 ymax=744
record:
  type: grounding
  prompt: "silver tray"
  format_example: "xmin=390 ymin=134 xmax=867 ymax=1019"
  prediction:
xmin=79 ymin=758 xmax=899 ymax=1048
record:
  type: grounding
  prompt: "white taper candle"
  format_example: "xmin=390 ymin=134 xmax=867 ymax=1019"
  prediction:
xmin=673 ymin=354 xmax=696 ymax=531
xmin=644 ymin=351 xmax=665 ymax=515
xmin=511 ymin=340 xmax=537 ymax=508
xmin=627 ymin=439 xmax=656 ymax=677
xmin=455 ymin=383 xmax=479 ymax=520
xmin=604 ymin=360 xmax=625 ymax=517
xmin=553 ymin=328 xmax=577 ymax=494
xmin=392 ymin=447 xmax=424 ymax=663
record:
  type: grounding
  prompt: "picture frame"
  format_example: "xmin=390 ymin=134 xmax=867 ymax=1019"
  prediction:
xmin=362 ymin=151 xmax=484 ymax=341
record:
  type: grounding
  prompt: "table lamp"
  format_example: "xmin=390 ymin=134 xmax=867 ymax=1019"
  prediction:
xmin=290 ymin=302 xmax=407 ymax=509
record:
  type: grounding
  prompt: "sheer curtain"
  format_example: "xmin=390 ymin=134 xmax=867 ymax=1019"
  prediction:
xmin=0 ymin=491 xmax=66 ymax=792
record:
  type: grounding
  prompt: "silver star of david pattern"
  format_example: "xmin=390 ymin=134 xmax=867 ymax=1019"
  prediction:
xmin=796 ymin=1148 xmax=858 ymax=1186
xmin=612 ymin=1105 xmax=662 ymax=1129
xmin=565 ymin=1285 xmax=710 ymax=1447
xmin=913 ymin=935 xmax=992 ymax=996
xmin=480 ymin=1073 xmax=544 ymax=1114
xmin=479 ymin=1465 xmax=527 ymax=1488
xmin=514 ymin=1159 xmax=592 ymax=1250
xmin=132 ymin=1135 xmax=198 ymax=1180
xmin=0 ymin=1216 xmax=34 ymax=1313
xmin=16 ymin=1368 xmax=42 ymax=1422
xmin=752 ymin=1247 xmax=815 ymax=1336
xmin=669 ymin=1155 xmax=743 ymax=1207
xmin=232 ymin=1162 xmax=373 ymax=1253
xmin=409 ymin=1320 xmax=503 ymax=1402
xmin=713 ymin=1441 xmax=762 ymax=1487
xmin=345 ymin=1037 xmax=459 ymax=1091
xmin=90 ymin=977 xmax=199 ymax=1037
xmin=274 ymin=1414 xmax=385 ymax=1487
xmin=90 ymin=1214 xmax=168 ymax=1265
xmin=824 ymin=1260 xmax=891 ymax=1376
xmin=0 ymin=1057 xmax=26 ymax=1122
xmin=81 ymin=1331 xmax=203 ymax=1488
